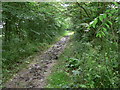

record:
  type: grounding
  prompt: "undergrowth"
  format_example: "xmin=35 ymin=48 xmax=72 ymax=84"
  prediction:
xmin=2 ymin=32 xmax=65 ymax=84
xmin=46 ymin=35 xmax=119 ymax=88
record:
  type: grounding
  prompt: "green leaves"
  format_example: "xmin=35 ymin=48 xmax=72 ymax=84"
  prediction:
xmin=96 ymin=27 xmax=107 ymax=38
xmin=66 ymin=58 xmax=80 ymax=71
xmin=89 ymin=18 xmax=98 ymax=28
xmin=99 ymin=15 xmax=104 ymax=22
xmin=103 ymin=14 xmax=107 ymax=19
xmin=102 ymin=27 xmax=107 ymax=31
xmin=96 ymin=31 xmax=105 ymax=38
xmin=2 ymin=2 xmax=67 ymax=84
xmin=105 ymin=24 xmax=110 ymax=28
xmin=99 ymin=14 xmax=107 ymax=22
xmin=107 ymin=20 xmax=112 ymax=25
xmin=88 ymin=11 xmax=114 ymax=38
xmin=92 ymin=18 xmax=98 ymax=28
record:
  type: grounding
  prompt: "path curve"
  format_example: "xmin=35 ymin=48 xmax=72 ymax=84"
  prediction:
xmin=5 ymin=36 xmax=70 ymax=88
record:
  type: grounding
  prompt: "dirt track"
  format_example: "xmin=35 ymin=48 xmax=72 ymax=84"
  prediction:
xmin=5 ymin=36 xmax=70 ymax=88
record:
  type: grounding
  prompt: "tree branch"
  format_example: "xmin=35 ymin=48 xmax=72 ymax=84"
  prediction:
xmin=76 ymin=2 xmax=91 ymax=18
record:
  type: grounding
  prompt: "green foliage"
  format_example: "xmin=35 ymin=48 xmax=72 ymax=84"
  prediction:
xmin=52 ymin=39 xmax=119 ymax=88
xmin=67 ymin=2 xmax=119 ymax=88
xmin=46 ymin=2 xmax=119 ymax=88
xmin=46 ymin=72 xmax=71 ymax=88
xmin=45 ymin=51 xmax=73 ymax=88
xmin=2 ymin=2 xmax=67 ymax=83
xmin=65 ymin=58 xmax=81 ymax=71
xmin=2 ymin=2 xmax=119 ymax=88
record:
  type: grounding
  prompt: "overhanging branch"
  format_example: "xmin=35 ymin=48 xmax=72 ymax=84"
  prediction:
xmin=76 ymin=2 xmax=91 ymax=18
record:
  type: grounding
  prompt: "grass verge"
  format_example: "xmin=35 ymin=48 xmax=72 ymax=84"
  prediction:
xmin=45 ymin=34 xmax=119 ymax=88
xmin=2 ymin=31 xmax=69 ymax=85
xmin=45 ymin=35 xmax=74 ymax=88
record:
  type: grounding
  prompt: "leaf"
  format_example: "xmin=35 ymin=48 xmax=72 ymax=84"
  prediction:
xmin=101 ymin=31 xmax=105 ymax=36
xmin=99 ymin=14 xmax=107 ymax=22
xmin=103 ymin=14 xmax=107 ymax=19
xmin=106 ymin=10 xmax=110 ymax=13
xmin=102 ymin=27 xmax=107 ymax=31
xmin=99 ymin=15 xmax=104 ymax=22
xmin=107 ymin=20 xmax=112 ymax=25
xmin=108 ymin=13 xmax=112 ymax=17
xmin=90 ymin=21 xmax=94 ymax=25
xmin=105 ymin=24 xmax=110 ymax=28
xmin=80 ymin=23 xmax=89 ymax=27
xmin=30 ymin=29 xmax=40 ymax=35
xmin=92 ymin=18 xmax=98 ymax=28
xmin=79 ymin=84 xmax=87 ymax=88
xmin=96 ymin=33 xmax=101 ymax=38
xmin=113 ymin=2 xmax=118 ymax=5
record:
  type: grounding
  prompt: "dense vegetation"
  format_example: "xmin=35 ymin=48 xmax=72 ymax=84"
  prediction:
xmin=46 ymin=2 xmax=120 ymax=88
xmin=2 ymin=2 xmax=119 ymax=88
xmin=67 ymin=2 xmax=120 ymax=88
xmin=2 ymin=2 xmax=67 ymax=83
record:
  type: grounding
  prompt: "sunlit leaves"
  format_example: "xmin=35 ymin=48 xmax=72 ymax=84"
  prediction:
xmin=96 ymin=31 xmax=105 ymax=38
xmin=89 ymin=18 xmax=98 ymax=28
xmin=103 ymin=14 xmax=107 ymax=19
xmin=99 ymin=14 xmax=107 ymax=22
xmin=99 ymin=15 xmax=104 ymax=22
xmin=108 ymin=13 xmax=112 ymax=17
xmin=88 ymin=11 xmax=115 ymax=38
xmin=105 ymin=24 xmax=110 ymax=28
xmin=102 ymin=27 xmax=107 ymax=31
xmin=92 ymin=18 xmax=98 ymax=28
xmin=62 ymin=2 xmax=119 ymax=88
xmin=107 ymin=20 xmax=112 ymax=25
